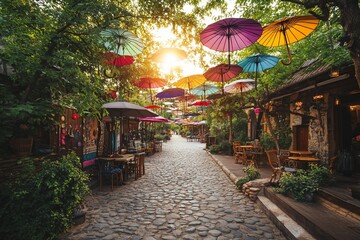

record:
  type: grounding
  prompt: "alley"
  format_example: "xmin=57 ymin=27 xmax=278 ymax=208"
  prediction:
xmin=65 ymin=135 xmax=285 ymax=240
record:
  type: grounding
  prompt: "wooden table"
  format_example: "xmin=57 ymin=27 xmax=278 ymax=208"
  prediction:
xmin=288 ymin=156 xmax=320 ymax=169
xmin=289 ymin=150 xmax=315 ymax=156
xmin=97 ymin=154 xmax=134 ymax=180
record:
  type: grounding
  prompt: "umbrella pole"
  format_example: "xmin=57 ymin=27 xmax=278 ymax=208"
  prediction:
xmin=255 ymin=63 xmax=258 ymax=90
xmin=281 ymin=29 xmax=293 ymax=65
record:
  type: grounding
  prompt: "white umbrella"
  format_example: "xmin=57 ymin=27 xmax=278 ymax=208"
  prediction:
xmin=224 ymin=79 xmax=255 ymax=94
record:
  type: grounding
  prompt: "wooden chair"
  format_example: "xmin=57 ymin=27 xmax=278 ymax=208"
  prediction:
xmin=250 ymin=146 xmax=264 ymax=168
xmin=97 ymin=160 xmax=123 ymax=191
xmin=278 ymin=149 xmax=291 ymax=166
xmin=265 ymin=150 xmax=297 ymax=184
xmin=233 ymin=142 xmax=242 ymax=164
xmin=242 ymin=146 xmax=254 ymax=166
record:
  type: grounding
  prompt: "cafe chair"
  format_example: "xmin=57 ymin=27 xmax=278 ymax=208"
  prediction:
xmin=265 ymin=150 xmax=297 ymax=184
xmin=242 ymin=146 xmax=254 ymax=166
xmin=98 ymin=161 xmax=123 ymax=191
xmin=128 ymin=153 xmax=142 ymax=180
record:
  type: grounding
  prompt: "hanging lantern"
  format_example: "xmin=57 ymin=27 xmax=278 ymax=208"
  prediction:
xmin=72 ymin=113 xmax=79 ymax=120
xmin=254 ymin=108 xmax=260 ymax=115
xmin=110 ymin=90 xmax=117 ymax=99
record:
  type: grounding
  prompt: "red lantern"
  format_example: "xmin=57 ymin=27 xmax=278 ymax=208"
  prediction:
xmin=72 ymin=113 xmax=79 ymax=120
xmin=254 ymin=108 xmax=260 ymax=115
xmin=110 ymin=90 xmax=117 ymax=99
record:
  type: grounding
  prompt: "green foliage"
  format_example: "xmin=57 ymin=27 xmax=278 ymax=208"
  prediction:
xmin=236 ymin=163 xmax=261 ymax=189
xmin=209 ymin=144 xmax=221 ymax=154
xmin=277 ymin=164 xmax=333 ymax=202
xmin=0 ymin=152 xmax=90 ymax=239
xmin=259 ymin=132 xmax=276 ymax=150
xmin=154 ymin=133 xmax=166 ymax=141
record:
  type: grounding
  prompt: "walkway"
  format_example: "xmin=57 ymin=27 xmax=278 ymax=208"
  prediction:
xmin=64 ymin=135 xmax=285 ymax=239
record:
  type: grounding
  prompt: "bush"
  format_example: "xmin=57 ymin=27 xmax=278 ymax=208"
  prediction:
xmin=276 ymin=164 xmax=333 ymax=202
xmin=236 ymin=163 xmax=261 ymax=190
xmin=209 ymin=144 xmax=221 ymax=154
xmin=219 ymin=141 xmax=233 ymax=155
xmin=0 ymin=152 xmax=90 ymax=239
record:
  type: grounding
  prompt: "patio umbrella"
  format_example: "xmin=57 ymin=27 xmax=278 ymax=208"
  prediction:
xmin=257 ymin=15 xmax=319 ymax=65
xmin=133 ymin=76 xmax=167 ymax=103
xmin=101 ymin=52 xmax=135 ymax=66
xmin=190 ymin=83 xmax=219 ymax=97
xmin=156 ymin=88 xmax=185 ymax=99
xmin=100 ymin=27 xmax=144 ymax=56
xmin=224 ymin=79 xmax=255 ymax=94
xmin=237 ymin=54 xmax=279 ymax=89
xmin=204 ymin=64 xmax=242 ymax=94
xmin=173 ymin=74 xmax=207 ymax=91
xmin=200 ymin=18 xmax=263 ymax=65
xmin=102 ymin=100 xmax=158 ymax=118
xmin=151 ymin=48 xmax=187 ymax=63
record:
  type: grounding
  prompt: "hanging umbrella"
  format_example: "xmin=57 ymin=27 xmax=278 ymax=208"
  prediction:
xmin=151 ymin=48 xmax=187 ymax=63
xmin=204 ymin=64 xmax=242 ymax=94
xmin=173 ymin=74 xmax=207 ymax=91
xmin=190 ymin=83 xmax=219 ymax=97
xmin=156 ymin=88 xmax=185 ymax=99
xmin=257 ymin=15 xmax=319 ymax=65
xmin=189 ymin=100 xmax=212 ymax=107
xmin=133 ymin=75 xmax=167 ymax=103
xmin=237 ymin=54 xmax=279 ymax=89
xmin=102 ymin=100 xmax=158 ymax=118
xmin=101 ymin=52 xmax=135 ymax=66
xmin=200 ymin=18 xmax=263 ymax=65
xmin=100 ymin=28 xmax=144 ymax=56
xmin=145 ymin=105 xmax=162 ymax=110
xmin=224 ymin=79 xmax=255 ymax=94
xmin=138 ymin=116 xmax=171 ymax=123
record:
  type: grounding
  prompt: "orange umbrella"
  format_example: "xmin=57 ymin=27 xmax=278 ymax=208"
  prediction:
xmin=257 ymin=15 xmax=319 ymax=65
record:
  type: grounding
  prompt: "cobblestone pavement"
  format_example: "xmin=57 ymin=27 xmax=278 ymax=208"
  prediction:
xmin=64 ymin=135 xmax=286 ymax=240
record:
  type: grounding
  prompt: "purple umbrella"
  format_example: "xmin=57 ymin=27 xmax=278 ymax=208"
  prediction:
xmin=200 ymin=18 xmax=263 ymax=65
xmin=155 ymin=88 xmax=185 ymax=99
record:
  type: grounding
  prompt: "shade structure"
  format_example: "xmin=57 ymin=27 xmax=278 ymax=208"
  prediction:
xmin=224 ymin=79 xmax=255 ymax=94
xmin=204 ymin=64 xmax=242 ymax=94
xmin=102 ymin=53 xmax=135 ymax=66
xmin=155 ymin=88 xmax=185 ymax=99
xmin=173 ymin=74 xmax=207 ymax=90
xmin=190 ymin=83 xmax=219 ymax=96
xmin=102 ymin=100 xmax=158 ymax=118
xmin=138 ymin=116 xmax=171 ymax=123
xmin=200 ymin=18 xmax=263 ymax=65
xmin=151 ymin=48 xmax=187 ymax=63
xmin=237 ymin=54 xmax=279 ymax=89
xmin=189 ymin=100 xmax=212 ymax=107
xmin=257 ymin=15 xmax=319 ymax=65
xmin=100 ymin=28 xmax=144 ymax=56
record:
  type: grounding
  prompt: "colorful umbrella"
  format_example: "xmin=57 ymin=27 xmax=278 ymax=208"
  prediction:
xmin=189 ymin=100 xmax=212 ymax=107
xmin=151 ymin=48 xmax=187 ymax=63
xmin=102 ymin=100 xmax=158 ymax=118
xmin=257 ymin=15 xmax=319 ymax=65
xmin=101 ymin=52 xmax=135 ymax=66
xmin=100 ymin=28 xmax=144 ymax=56
xmin=138 ymin=116 xmax=171 ymax=123
xmin=224 ymin=79 xmax=255 ymax=94
xmin=200 ymin=18 xmax=263 ymax=65
xmin=190 ymin=83 xmax=219 ymax=97
xmin=204 ymin=64 xmax=242 ymax=94
xmin=133 ymin=76 xmax=167 ymax=103
xmin=173 ymin=74 xmax=207 ymax=90
xmin=144 ymin=105 xmax=162 ymax=110
xmin=155 ymin=88 xmax=185 ymax=99
xmin=237 ymin=54 xmax=279 ymax=89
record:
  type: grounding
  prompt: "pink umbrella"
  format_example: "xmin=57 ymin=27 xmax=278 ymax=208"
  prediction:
xmin=204 ymin=64 xmax=242 ymax=94
xmin=138 ymin=116 xmax=171 ymax=123
xmin=200 ymin=18 xmax=263 ymax=65
xmin=102 ymin=52 xmax=135 ymax=66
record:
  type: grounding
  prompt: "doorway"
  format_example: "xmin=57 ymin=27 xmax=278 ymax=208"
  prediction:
xmin=293 ymin=125 xmax=309 ymax=150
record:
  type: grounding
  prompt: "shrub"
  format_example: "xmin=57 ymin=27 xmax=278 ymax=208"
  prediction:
xmin=209 ymin=144 xmax=221 ymax=154
xmin=0 ymin=152 xmax=90 ymax=239
xmin=219 ymin=141 xmax=233 ymax=155
xmin=236 ymin=163 xmax=261 ymax=190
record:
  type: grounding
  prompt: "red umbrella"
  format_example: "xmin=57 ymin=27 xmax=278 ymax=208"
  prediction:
xmin=102 ymin=52 xmax=135 ymax=66
xmin=145 ymin=105 xmax=162 ymax=110
xmin=133 ymin=76 xmax=167 ymax=103
xmin=200 ymin=18 xmax=262 ymax=65
xmin=204 ymin=64 xmax=242 ymax=94
xmin=189 ymin=100 xmax=212 ymax=107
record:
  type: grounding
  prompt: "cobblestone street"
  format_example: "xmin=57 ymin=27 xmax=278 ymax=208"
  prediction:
xmin=65 ymin=135 xmax=285 ymax=240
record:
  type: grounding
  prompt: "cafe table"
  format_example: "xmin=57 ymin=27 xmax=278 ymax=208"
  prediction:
xmin=289 ymin=150 xmax=315 ymax=156
xmin=97 ymin=154 xmax=135 ymax=180
xmin=288 ymin=156 xmax=320 ymax=169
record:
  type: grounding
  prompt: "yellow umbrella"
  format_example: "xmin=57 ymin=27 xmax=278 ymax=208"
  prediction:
xmin=257 ymin=15 xmax=319 ymax=65
xmin=173 ymin=74 xmax=207 ymax=90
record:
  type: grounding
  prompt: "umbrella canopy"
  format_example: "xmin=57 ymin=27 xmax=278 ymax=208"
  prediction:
xmin=257 ymin=15 xmax=319 ymax=65
xmin=224 ymin=79 xmax=255 ymax=94
xmin=100 ymin=28 xmax=144 ymax=56
xmin=173 ymin=74 xmax=207 ymax=90
xmin=190 ymin=83 xmax=219 ymax=96
xmin=156 ymin=88 xmax=185 ymax=99
xmin=151 ymin=48 xmax=187 ymax=63
xmin=134 ymin=76 xmax=167 ymax=89
xmin=144 ymin=105 xmax=162 ymax=110
xmin=189 ymin=100 xmax=212 ymax=107
xmin=237 ymin=54 xmax=279 ymax=89
xmin=102 ymin=100 xmax=158 ymax=118
xmin=101 ymin=53 xmax=135 ymax=66
xmin=204 ymin=64 xmax=242 ymax=94
xmin=200 ymin=18 xmax=263 ymax=65
xmin=138 ymin=116 xmax=171 ymax=123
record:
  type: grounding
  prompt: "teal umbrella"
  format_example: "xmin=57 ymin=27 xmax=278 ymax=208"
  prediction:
xmin=237 ymin=54 xmax=279 ymax=89
xmin=190 ymin=83 xmax=219 ymax=97
xmin=100 ymin=28 xmax=144 ymax=56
